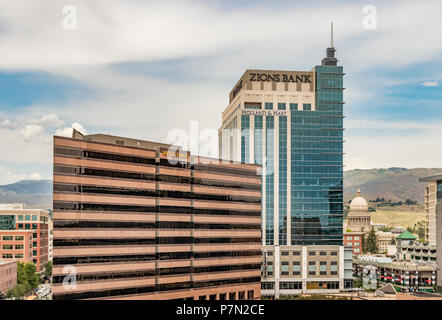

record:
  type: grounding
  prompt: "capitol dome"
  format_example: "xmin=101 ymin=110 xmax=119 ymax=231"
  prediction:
xmin=350 ymin=189 xmax=368 ymax=211
xmin=346 ymin=189 xmax=371 ymax=232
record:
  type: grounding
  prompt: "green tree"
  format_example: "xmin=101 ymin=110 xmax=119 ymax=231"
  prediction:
xmin=7 ymin=261 xmax=40 ymax=298
xmin=23 ymin=263 xmax=39 ymax=289
xmin=44 ymin=261 xmax=52 ymax=279
xmin=365 ymin=227 xmax=379 ymax=254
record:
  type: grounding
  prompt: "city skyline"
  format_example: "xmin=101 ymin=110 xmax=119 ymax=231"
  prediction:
xmin=0 ymin=0 xmax=442 ymax=185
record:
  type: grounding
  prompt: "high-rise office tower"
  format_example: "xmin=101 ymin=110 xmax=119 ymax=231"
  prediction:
xmin=219 ymin=25 xmax=353 ymax=297
xmin=52 ymin=131 xmax=262 ymax=300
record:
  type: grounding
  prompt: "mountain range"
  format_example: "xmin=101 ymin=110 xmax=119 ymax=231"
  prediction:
xmin=0 ymin=167 xmax=440 ymax=209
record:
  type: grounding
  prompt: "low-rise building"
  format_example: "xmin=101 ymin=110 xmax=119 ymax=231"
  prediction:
xmin=343 ymin=232 xmax=364 ymax=256
xmin=0 ymin=204 xmax=49 ymax=272
xmin=0 ymin=260 xmax=17 ymax=294
xmin=354 ymin=257 xmax=437 ymax=290
xmin=261 ymin=245 xmax=354 ymax=297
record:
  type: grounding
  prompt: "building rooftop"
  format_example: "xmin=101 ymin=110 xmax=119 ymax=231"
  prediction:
xmin=72 ymin=129 xmax=172 ymax=151
xmin=396 ymin=230 xmax=417 ymax=240
xmin=418 ymin=174 xmax=442 ymax=183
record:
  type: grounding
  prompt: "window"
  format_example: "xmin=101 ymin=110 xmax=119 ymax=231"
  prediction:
xmin=18 ymin=224 xmax=23 ymax=229
xmin=32 ymin=224 xmax=37 ymax=230
xmin=2 ymin=236 xmax=13 ymax=241
xmin=292 ymin=251 xmax=300 ymax=256
xmin=281 ymin=251 xmax=289 ymax=256
xmin=277 ymin=103 xmax=286 ymax=110
xmin=2 ymin=254 xmax=13 ymax=259
xmin=18 ymin=215 xmax=24 ymax=221
xmin=354 ymin=248 xmax=360 ymax=253
xmin=209 ymin=294 xmax=216 ymax=300
xmin=289 ymin=103 xmax=298 ymax=110
xmin=219 ymin=293 xmax=226 ymax=300
xmin=25 ymin=224 xmax=30 ymax=230
xmin=292 ymin=262 xmax=301 ymax=276
xmin=15 ymin=236 xmax=24 ymax=241
xmin=308 ymin=262 xmax=316 ymax=275
xmin=247 ymin=290 xmax=254 ymax=299
xmin=303 ymin=103 xmax=311 ymax=111
xmin=265 ymin=102 xmax=273 ymax=110
xmin=354 ymin=236 xmax=360 ymax=240
xmin=354 ymin=242 xmax=360 ymax=247
xmin=33 ymin=233 xmax=37 ymax=239
xmin=261 ymin=282 xmax=274 ymax=290
xmin=229 ymin=292 xmax=236 ymax=300
xmin=15 ymin=254 xmax=24 ymax=259
xmin=309 ymin=251 xmax=316 ymax=256
xmin=331 ymin=251 xmax=338 ymax=256
xmin=238 ymin=291 xmax=245 ymax=300
xmin=32 ymin=215 xmax=38 ymax=221
xmin=280 ymin=282 xmax=302 ymax=290
xmin=347 ymin=236 xmax=352 ymax=241
xmin=15 ymin=245 xmax=24 ymax=250
xmin=2 ymin=245 xmax=13 ymax=250
xmin=320 ymin=251 xmax=327 ymax=256
xmin=25 ymin=215 xmax=30 ymax=221
xmin=33 ymin=242 xmax=37 ymax=248
xmin=33 ymin=250 xmax=37 ymax=256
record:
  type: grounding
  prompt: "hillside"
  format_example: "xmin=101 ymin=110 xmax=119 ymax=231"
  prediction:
xmin=344 ymin=167 xmax=442 ymax=204
xmin=0 ymin=179 xmax=52 ymax=209
xmin=0 ymin=167 xmax=441 ymax=211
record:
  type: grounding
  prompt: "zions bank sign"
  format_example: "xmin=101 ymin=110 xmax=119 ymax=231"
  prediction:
xmin=249 ymin=72 xmax=312 ymax=83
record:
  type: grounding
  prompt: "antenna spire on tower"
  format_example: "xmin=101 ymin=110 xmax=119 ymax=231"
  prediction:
xmin=331 ymin=22 xmax=334 ymax=47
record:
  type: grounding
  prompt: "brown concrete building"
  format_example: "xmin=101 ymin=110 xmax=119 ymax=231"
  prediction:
xmin=52 ymin=131 xmax=262 ymax=300
xmin=0 ymin=204 xmax=49 ymax=272
xmin=0 ymin=260 xmax=17 ymax=294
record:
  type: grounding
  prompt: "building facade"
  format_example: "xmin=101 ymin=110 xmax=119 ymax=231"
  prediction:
xmin=0 ymin=230 xmax=33 ymax=263
xmin=419 ymin=175 xmax=440 ymax=245
xmin=218 ymin=33 xmax=351 ymax=296
xmin=0 ymin=260 xmax=17 ymax=294
xmin=418 ymin=174 xmax=442 ymax=289
xmin=52 ymin=132 xmax=262 ymax=300
xmin=261 ymin=245 xmax=353 ymax=296
xmin=343 ymin=231 xmax=363 ymax=255
xmin=0 ymin=204 xmax=49 ymax=272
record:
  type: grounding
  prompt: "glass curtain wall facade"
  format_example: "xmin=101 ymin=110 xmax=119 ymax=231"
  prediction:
xmin=290 ymin=65 xmax=344 ymax=245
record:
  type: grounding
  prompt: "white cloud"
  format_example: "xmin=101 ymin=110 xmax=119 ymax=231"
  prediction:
xmin=29 ymin=114 xmax=65 ymax=127
xmin=346 ymin=120 xmax=441 ymax=131
xmin=0 ymin=167 xmax=44 ymax=185
xmin=344 ymin=124 xmax=442 ymax=170
xmin=421 ymin=81 xmax=440 ymax=87
xmin=55 ymin=122 xmax=88 ymax=137
xmin=0 ymin=119 xmax=15 ymax=129
xmin=20 ymin=124 xmax=45 ymax=141
xmin=0 ymin=0 xmax=440 ymax=73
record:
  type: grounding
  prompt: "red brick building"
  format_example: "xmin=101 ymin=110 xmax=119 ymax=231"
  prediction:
xmin=0 ymin=204 xmax=50 ymax=272
xmin=343 ymin=232 xmax=364 ymax=256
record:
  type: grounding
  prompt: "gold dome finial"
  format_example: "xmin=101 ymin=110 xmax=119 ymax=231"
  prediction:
xmin=357 ymin=188 xmax=361 ymax=197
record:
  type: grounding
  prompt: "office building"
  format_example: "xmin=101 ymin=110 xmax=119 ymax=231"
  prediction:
xmin=52 ymin=131 xmax=262 ymax=300
xmin=219 ymin=27 xmax=353 ymax=296
xmin=418 ymin=174 xmax=442 ymax=289
xmin=419 ymin=174 xmax=441 ymax=245
xmin=0 ymin=203 xmax=49 ymax=272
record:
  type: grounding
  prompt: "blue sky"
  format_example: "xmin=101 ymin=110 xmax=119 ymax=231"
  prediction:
xmin=0 ymin=0 xmax=441 ymax=184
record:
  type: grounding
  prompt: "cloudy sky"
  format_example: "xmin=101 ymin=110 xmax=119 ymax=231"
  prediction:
xmin=0 ymin=0 xmax=441 ymax=185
